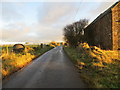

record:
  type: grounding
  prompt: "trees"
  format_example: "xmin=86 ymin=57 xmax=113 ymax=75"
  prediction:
xmin=63 ymin=19 xmax=88 ymax=47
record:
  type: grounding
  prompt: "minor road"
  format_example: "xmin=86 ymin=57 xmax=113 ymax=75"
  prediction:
xmin=3 ymin=46 xmax=87 ymax=88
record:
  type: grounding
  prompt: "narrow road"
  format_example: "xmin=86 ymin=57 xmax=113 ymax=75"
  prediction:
xmin=3 ymin=46 xmax=87 ymax=88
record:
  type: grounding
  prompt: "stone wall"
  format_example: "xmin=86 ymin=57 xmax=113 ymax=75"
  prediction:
xmin=112 ymin=2 xmax=120 ymax=50
xmin=84 ymin=2 xmax=120 ymax=50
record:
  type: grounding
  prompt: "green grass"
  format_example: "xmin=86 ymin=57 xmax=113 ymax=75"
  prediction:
xmin=32 ymin=46 xmax=53 ymax=56
xmin=64 ymin=47 xmax=120 ymax=88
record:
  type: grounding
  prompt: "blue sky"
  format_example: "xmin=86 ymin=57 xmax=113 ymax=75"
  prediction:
xmin=0 ymin=0 xmax=118 ymax=44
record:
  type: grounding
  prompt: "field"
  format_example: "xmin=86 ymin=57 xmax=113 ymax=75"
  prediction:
xmin=0 ymin=44 xmax=54 ymax=79
xmin=64 ymin=43 xmax=120 ymax=88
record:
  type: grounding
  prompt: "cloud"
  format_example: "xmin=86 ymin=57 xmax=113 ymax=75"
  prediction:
xmin=88 ymin=2 xmax=115 ymax=22
xmin=39 ymin=2 xmax=78 ymax=24
xmin=1 ymin=2 xmax=117 ymax=43
xmin=1 ymin=22 xmax=30 ymax=41
xmin=1 ymin=21 xmax=64 ymax=43
xmin=93 ymin=2 xmax=114 ymax=13
xmin=28 ymin=23 xmax=64 ymax=42
xmin=1 ymin=2 xmax=76 ymax=43
xmin=2 ymin=2 xmax=22 ymax=22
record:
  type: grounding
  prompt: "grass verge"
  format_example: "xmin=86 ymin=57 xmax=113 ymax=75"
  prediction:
xmin=64 ymin=43 xmax=120 ymax=88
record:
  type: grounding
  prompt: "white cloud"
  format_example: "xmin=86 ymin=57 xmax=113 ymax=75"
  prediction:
xmin=1 ymin=22 xmax=30 ymax=41
xmin=1 ymin=2 xmax=23 ymax=22
xmin=1 ymin=1 xmax=118 ymax=43
xmin=39 ymin=2 xmax=78 ymax=24
xmin=88 ymin=2 xmax=116 ymax=22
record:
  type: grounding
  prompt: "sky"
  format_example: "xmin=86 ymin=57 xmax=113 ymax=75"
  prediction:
xmin=0 ymin=0 xmax=118 ymax=44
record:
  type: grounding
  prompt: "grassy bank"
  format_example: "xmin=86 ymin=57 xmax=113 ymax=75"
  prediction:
xmin=64 ymin=43 xmax=120 ymax=88
xmin=0 ymin=45 xmax=53 ymax=79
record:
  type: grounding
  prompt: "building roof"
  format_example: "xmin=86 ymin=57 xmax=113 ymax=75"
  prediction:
xmin=86 ymin=1 xmax=120 ymax=27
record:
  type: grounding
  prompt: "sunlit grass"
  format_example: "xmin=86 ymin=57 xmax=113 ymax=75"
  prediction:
xmin=1 ymin=45 xmax=53 ymax=79
xmin=64 ymin=43 xmax=120 ymax=88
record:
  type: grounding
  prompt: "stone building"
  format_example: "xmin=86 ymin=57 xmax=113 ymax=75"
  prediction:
xmin=84 ymin=1 xmax=120 ymax=50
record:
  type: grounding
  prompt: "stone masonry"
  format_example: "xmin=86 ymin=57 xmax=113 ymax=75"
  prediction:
xmin=84 ymin=2 xmax=120 ymax=50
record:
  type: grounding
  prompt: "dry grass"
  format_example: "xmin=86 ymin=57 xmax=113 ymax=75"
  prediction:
xmin=64 ymin=43 xmax=120 ymax=88
xmin=0 ymin=45 xmax=53 ymax=79
xmin=81 ymin=43 xmax=120 ymax=66
xmin=1 ymin=52 xmax=35 ymax=78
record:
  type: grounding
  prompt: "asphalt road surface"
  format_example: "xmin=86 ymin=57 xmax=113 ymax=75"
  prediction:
xmin=3 ymin=46 xmax=87 ymax=88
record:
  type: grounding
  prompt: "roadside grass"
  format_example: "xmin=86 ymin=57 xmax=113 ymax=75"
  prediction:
xmin=64 ymin=43 xmax=120 ymax=88
xmin=0 ymin=45 xmax=53 ymax=79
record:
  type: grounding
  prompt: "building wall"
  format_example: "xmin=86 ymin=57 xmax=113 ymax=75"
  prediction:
xmin=112 ymin=2 xmax=120 ymax=50
xmin=84 ymin=11 xmax=112 ymax=50
xmin=84 ymin=2 xmax=120 ymax=50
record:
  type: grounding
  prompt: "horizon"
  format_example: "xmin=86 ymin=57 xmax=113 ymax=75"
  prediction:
xmin=0 ymin=40 xmax=64 ymax=45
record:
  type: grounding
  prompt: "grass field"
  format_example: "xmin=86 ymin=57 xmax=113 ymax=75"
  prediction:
xmin=64 ymin=43 xmax=120 ymax=88
xmin=0 ymin=44 xmax=54 ymax=79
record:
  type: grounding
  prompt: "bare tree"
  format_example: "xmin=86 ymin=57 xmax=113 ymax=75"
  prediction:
xmin=63 ymin=19 xmax=88 ymax=47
